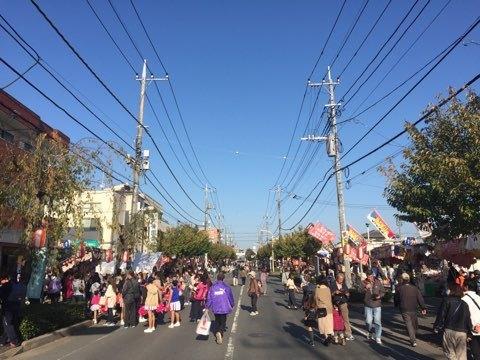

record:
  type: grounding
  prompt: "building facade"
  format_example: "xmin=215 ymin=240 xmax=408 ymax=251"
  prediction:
xmin=68 ymin=184 xmax=168 ymax=252
xmin=0 ymin=90 xmax=69 ymax=272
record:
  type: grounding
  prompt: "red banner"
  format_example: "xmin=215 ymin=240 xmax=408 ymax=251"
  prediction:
xmin=367 ymin=209 xmax=396 ymax=239
xmin=307 ymin=222 xmax=336 ymax=245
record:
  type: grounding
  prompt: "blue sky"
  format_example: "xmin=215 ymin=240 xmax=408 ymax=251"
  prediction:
xmin=1 ymin=0 xmax=479 ymax=249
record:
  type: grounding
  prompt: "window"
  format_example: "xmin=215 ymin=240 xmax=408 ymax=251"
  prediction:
xmin=0 ymin=129 xmax=14 ymax=143
xmin=19 ymin=141 xmax=34 ymax=152
xmin=82 ymin=218 xmax=99 ymax=231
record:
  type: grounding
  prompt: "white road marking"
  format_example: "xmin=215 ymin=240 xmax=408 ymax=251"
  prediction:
xmin=225 ymin=285 xmax=244 ymax=360
xmin=55 ymin=328 xmax=116 ymax=360
xmin=350 ymin=324 xmax=423 ymax=360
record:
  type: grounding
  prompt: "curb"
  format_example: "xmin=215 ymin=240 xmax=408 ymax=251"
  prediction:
xmin=0 ymin=320 xmax=92 ymax=359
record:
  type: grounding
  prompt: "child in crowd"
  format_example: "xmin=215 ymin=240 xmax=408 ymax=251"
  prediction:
xmin=90 ymin=291 xmax=100 ymax=324
xmin=332 ymin=302 xmax=346 ymax=346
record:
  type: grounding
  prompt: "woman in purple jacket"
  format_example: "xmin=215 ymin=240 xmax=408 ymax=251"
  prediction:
xmin=206 ymin=272 xmax=235 ymax=345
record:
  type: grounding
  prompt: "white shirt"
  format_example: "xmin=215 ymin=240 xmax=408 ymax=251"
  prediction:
xmin=462 ymin=291 xmax=480 ymax=336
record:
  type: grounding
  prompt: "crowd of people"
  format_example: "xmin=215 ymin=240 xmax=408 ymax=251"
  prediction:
xmin=280 ymin=260 xmax=480 ymax=360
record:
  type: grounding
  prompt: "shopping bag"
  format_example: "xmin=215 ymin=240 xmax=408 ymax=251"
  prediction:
xmin=196 ymin=310 xmax=211 ymax=336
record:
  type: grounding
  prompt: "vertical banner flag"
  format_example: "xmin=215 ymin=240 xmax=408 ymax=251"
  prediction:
xmin=367 ymin=209 xmax=396 ymax=240
xmin=307 ymin=222 xmax=336 ymax=245
xmin=346 ymin=224 xmax=365 ymax=246
xmin=26 ymin=248 xmax=48 ymax=299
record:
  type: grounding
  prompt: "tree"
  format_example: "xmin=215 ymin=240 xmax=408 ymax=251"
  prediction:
xmin=273 ymin=228 xmax=322 ymax=259
xmin=245 ymin=248 xmax=256 ymax=261
xmin=208 ymin=243 xmax=236 ymax=263
xmin=156 ymin=224 xmax=211 ymax=257
xmin=382 ymin=91 xmax=480 ymax=240
xmin=0 ymin=134 xmax=93 ymax=253
xmin=256 ymin=243 xmax=272 ymax=260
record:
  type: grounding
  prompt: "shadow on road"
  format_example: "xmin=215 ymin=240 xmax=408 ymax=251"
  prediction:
xmin=69 ymin=325 xmax=120 ymax=336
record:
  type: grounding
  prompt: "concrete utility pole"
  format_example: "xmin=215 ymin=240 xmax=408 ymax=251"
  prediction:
xmin=304 ymin=66 xmax=351 ymax=288
xmin=204 ymin=184 xmax=212 ymax=230
xmin=131 ymin=59 xmax=167 ymax=252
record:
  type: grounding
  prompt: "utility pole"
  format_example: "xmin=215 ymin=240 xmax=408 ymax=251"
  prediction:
xmin=304 ymin=66 xmax=351 ymax=288
xmin=275 ymin=185 xmax=283 ymax=239
xmin=204 ymin=184 xmax=212 ymax=231
xmin=131 ymin=59 xmax=167 ymax=253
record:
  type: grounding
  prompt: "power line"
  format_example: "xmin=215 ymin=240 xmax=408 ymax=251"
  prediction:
xmin=337 ymin=0 xmax=392 ymax=78
xmin=0 ymin=55 xmax=202 ymax=225
xmin=282 ymin=71 xmax=480 ymax=230
xmin=344 ymin=0 xmax=452 ymax=119
xmin=29 ymin=0 xmax=204 ymax=213
xmin=128 ymin=0 xmax=214 ymax=187
xmin=0 ymin=76 xmax=193 ymax=221
xmin=340 ymin=16 xmax=480 ymax=160
xmin=0 ymin=16 xmax=134 ymax=152
xmin=271 ymin=0 xmax=347 ymax=189
xmin=339 ymin=0 xmax=420 ymax=103
xmin=83 ymin=0 xmax=204 ymax=189
xmin=309 ymin=0 xmax=347 ymax=79
xmin=341 ymin=0 xmax=432 ymax=109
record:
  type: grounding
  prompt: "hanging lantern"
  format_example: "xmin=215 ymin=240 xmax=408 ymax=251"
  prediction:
xmin=358 ymin=246 xmax=364 ymax=259
xmin=344 ymin=243 xmax=351 ymax=255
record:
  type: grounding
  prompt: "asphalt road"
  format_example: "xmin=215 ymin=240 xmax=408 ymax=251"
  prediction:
xmin=15 ymin=277 xmax=438 ymax=360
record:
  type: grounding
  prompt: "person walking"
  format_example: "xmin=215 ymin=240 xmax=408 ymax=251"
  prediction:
xmin=330 ymin=272 xmax=354 ymax=341
xmin=286 ymin=273 xmax=299 ymax=309
xmin=122 ymin=271 xmax=137 ymax=328
xmin=232 ymin=266 xmax=239 ymax=287
xmin=206 ymin=272 xmax=235 ymax=345
xmin=240 ymin=267 xmax=247 ymax=286
xmin=302 ymin=273 xmax=317 ymax=347
xmin=315 ymin=275 xmax=334 ymax=346
xmin=462 ymin=280 xmax=480 ymax=359
xmin=248 ymin=271 xmax=261 ymax=316
xmin=394 ymin=273 xmax=426 ymax=347
xmin=105 ymin=277 xmax=117 ymax=326
xmin=144 ymin=277 xmax=160 ymax=333
xmin=191 ymin=274 xmax=209 ymax=322
xmin=434 ymin=283 xmax=471 ymax=360
xmin=260 ymin=269 xmax=268 ymax=295
xmin=0 ymin=274 xmax=24 ymax=347
xmin=363 ymin=270 xmax=385 ymax=344
xmin=168 ymin=280 xmax=182 ymax=328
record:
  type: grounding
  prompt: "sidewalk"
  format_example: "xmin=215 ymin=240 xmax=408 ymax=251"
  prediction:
xmin=348 ymin=297 xmax=444 ymax=359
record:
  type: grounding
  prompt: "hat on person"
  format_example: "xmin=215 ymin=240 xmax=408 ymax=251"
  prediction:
xmin=248 ymin=271 xmax=256 ymax=278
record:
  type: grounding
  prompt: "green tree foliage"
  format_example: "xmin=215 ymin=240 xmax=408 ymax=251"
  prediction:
xmin=382 ymin=91 xmax=480 ymax=240
xmin=273 ymin=228 xmax=321 ymax=259
xmin=256 ymin=243 xmax=272 ymax=260
xmin=156 ymin=224 xmax=211 ymax=257
xmin=208 ymin=243 xmax=236 ymax=262
xmin=0 ymin=134 xmax=92 ymax=251
xmin=245 ymin=248 xmax=256 ymax=261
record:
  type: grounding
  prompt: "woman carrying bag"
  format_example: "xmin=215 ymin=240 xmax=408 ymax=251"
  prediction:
xmin=315 ymin=275 xmax=334 ymax=346
xmin=248 ymin=271 xmax=261 ymax=316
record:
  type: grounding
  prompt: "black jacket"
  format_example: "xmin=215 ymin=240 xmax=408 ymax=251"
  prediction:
xmin=434 ymin=296 xmax=471 ymax=333
xmin=394 ymin=283 xmax=426 ymax=313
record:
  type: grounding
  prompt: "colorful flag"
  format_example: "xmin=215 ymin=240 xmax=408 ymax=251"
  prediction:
xmin=346 ymin=224 xmax=365 ymax=246
xmin=367 ymin=209 xmax=396 ymax=240
xmin=307 ymin=222 xmax=336 ymax=245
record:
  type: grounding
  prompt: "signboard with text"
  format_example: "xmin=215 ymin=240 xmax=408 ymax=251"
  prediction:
xmin=307 ymin=222 xmax=336 ymax=245
xmin=367 ymin=209 xmax=396 ymax=240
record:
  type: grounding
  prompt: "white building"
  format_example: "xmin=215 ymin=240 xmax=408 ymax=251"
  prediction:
xmin=67 ymin=184 xmax=169 ymax=251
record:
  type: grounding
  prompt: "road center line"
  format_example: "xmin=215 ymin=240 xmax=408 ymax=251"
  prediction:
xmin=225 ymin=284 xmax=244 ymax=360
